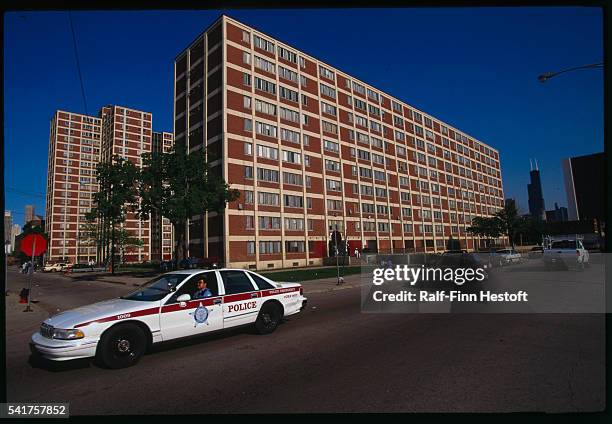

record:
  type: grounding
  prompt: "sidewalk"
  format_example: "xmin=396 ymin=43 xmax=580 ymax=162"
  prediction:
xmin=5 ymin=292 xmax=49 ymax=336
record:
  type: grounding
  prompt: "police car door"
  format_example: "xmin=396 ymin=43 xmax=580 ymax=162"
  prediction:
xmin=219 ymin=270 xmax=261 ymax=328
xmin=160 ymin=271 xmax=223 ymax=341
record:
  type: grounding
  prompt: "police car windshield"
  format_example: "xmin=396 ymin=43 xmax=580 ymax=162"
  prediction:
xmin=122 ymin=274 xmax=189 ymax=302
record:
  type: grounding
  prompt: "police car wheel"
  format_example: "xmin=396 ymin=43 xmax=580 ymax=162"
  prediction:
xmin=255 ymin=303 xmax=282 ymax=335
xmin=97 ymin=323 xmax=146 ymax=369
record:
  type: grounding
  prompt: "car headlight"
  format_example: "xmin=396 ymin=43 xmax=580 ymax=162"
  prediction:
xmin=52 ymin=328 xmax=85 ymax=340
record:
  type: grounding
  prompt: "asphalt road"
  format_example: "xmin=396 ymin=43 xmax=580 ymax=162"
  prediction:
xmin=4 ymin=266 xmax=606 ymax=414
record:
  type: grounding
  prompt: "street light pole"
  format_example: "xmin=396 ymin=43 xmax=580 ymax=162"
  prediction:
xmin=538 ymin=62 xmax=603 ymax=83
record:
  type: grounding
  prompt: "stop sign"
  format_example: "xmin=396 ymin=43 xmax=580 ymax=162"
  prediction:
xmin=20 ymin=234 xmax=47 ymax=257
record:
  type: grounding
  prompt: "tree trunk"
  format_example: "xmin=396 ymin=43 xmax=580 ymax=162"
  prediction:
xmin=111 ymin=224 xmax=116 ymax=275
xmin=173 ymin=221 xmax=187 ymax=268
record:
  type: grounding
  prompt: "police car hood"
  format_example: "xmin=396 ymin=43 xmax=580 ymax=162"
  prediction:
xmin=44 ymin=298 xmax=154 ymax=329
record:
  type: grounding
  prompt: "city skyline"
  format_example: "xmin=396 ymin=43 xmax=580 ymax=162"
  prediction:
xmin=4 ymin=8 xmax=604 ymax=226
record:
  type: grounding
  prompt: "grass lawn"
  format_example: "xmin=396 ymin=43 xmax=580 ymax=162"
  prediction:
xmin=261 ymin=265 xmax=362 ymax=282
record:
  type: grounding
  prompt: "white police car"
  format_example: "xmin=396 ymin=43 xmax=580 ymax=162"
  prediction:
xmin=30 ymin=269 xmax=307 ymax=368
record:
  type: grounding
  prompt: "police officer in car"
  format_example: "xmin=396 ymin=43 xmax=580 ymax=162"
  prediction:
xmin=193 ymin=279 xmax=212 ymax=299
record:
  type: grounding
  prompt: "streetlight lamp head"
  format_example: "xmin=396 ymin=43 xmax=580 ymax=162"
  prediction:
xmin=537 ymin=73 xmax=552 ymax=83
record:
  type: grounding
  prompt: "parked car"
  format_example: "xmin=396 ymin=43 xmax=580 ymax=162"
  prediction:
xmin=493 ymin=249 xmax=522 ymax=266
xmin=43 ymin=263 xmax=69 ymax=272
xmin=543 ymin=238 xmax=590 ymax=270
xmin=527 ymin=246 xmax=544 ymax=259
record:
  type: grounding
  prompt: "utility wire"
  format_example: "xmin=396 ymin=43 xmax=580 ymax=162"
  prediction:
xmin=6 ymin=188 xmax=46 ymax=198
xmin=68 ymin=11 xmax=89 ymax=116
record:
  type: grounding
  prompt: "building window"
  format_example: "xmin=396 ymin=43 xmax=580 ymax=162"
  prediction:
xmin=243 ymin=96 xmax=252 ymax=110
xmin=284 ymin=194 xmax=304 ymax=208
xmin=254 ymin=76 xmax=276 ymax=94
xmin=246 ymin=241 xmax=255 ymax=255
xmin=285 ymin=241 xmax=305 ymax=253
xmin=324 ymin=139 xmax=339 ymax=153
xmin=319 ymin=83 xmax=336 ymax=99
xmin=279 ymin=86 xmax=298 ymax=102
xmin=255 ymin=99 xmax=277 ymax=116
xmin=319 ymin=65 xmax=335 ymax=80
xmin=243 ymin=73 xmax=251 ymax=87
xmin=244 ymin=118 xmax=252 ymax=132
xmin=253 ymin=35 xmax=275 ymax=53
xmin=278 ymin=46 xmax=297 ymax=63
xmin=242 ymin=51 xmax=251 ymax=65
xmin=254 ymin=56 xmax=276 ymax=74
xmin=257 ymin=167 xmax=279 ymax=183
xmin=258 ymin=192 xmax=280 ymax=206
xmin=259 ymin=241 xmax=281 ymax=254
xmin=259 ymin=216 xmax=281 ymax=230
xmin=257 ymin=144 xmax=279 ymax=160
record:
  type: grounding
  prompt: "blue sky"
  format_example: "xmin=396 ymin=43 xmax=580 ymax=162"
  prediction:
xmin=4 ymin=8 xmax=603 ymax=226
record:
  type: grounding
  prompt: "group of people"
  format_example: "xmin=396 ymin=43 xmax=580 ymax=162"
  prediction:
xmin=20 ymin=261 xmax=33 ymax=274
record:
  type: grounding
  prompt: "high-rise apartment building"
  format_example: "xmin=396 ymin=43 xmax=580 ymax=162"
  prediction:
xmin=173 ymin=15 xmax=505 ymax=270
xmin=151 ymin=131 xmax=175 ymax=261
xmin=45 ymin=106 xmax=173 ymax=264
xmin=46 ymin=110 xmax=102 ymax=263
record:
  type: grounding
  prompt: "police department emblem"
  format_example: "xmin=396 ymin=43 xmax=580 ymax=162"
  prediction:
xmin=189 ymin=302 xmax=209 ymax=327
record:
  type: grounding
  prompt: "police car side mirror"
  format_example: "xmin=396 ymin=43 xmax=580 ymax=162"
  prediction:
xmin=176 ymin=294 xmax=191 ymax=302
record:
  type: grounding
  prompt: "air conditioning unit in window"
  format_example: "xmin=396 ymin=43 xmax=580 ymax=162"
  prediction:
xmin=238 ymin=203 xmax=243 ymax=210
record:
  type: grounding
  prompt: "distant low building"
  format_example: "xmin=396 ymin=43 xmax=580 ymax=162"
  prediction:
xmin=546 ymin=202 xmax=568 ymax=223
xmin=504 ymin=198 xmax=517 ymax=211
xmin=29 ymin=215 xmax=45 ymax=232
xmin=11 ymin=224 xmax=21 ymax=253
xmin=4 ymin=211 xmax=12 ymax=252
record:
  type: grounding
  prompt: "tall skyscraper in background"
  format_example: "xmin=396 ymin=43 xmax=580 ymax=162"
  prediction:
xmin=527 ymin=159 xmax=546 ymax=220
xmin=24 ymin=205 xmax=34 ymax=224
xmin=173 ymin=15 xmax=505 ymax=270
xmin=45 ymin=106 xmax=173 ymax=264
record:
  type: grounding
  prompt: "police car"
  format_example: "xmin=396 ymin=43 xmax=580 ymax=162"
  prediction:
xmin=30 ymin=269 xmax=307 ymax=369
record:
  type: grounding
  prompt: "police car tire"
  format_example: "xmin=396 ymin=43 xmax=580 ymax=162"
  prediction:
xmin=255 ymin=303 xmax=282 ymax=335
xmin=97 ymin=323 xmax=147 ymax=369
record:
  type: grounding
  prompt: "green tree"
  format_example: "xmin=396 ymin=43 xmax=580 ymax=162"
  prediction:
xmin=86 ymin=156 xmax=140 ymax=274
xmin=467 ymin=216 xmax=503 ymax=247
xmin=138 ymin=145 xmax=240 ymax=264
xmin=116 ymin=228 xmax=145 ymax=264
xmin=494 ymin=201 xmax=521 ymax=247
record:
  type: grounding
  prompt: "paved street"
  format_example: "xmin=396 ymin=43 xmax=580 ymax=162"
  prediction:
xmin=4 ymin=262 xmax=605 ymax=414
